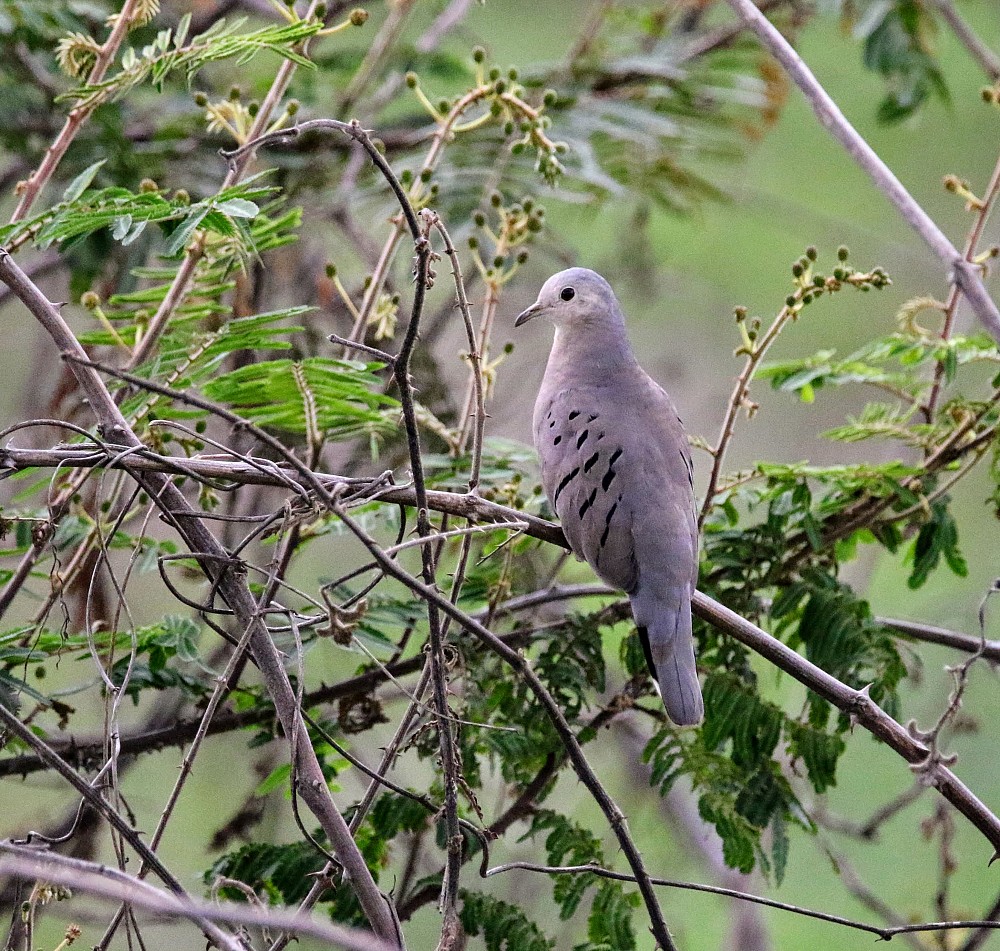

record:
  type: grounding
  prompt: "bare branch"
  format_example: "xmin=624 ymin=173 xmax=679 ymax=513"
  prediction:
xmin=723 ymin=0 xmax=1000 ymax=341
xmin=879 ymin=615 xmax=1000 ymax=663
xmin=0 ymin=846 xmax=398 ymax=951
xmin=483 ymin=858 xmax=1000 ymax=943
xmin=931 ymin=0 xmax=1000 ymax=82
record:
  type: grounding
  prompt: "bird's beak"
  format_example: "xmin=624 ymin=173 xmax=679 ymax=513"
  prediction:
xmin=514 ymin=302 xmax=542 ymax=327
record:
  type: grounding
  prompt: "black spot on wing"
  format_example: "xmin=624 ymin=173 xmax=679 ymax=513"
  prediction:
xmin=599 ymin=499 xmax=619 ymax=548
xmin=569 ymin=410 xmax=580 ymax=420
xmin=576 ymin=429 xmax=589 ymax=449
xmin=553 ymin=435 xmax=562 ymax=445
xmin=583 ymin=451 xmax=600 ymax=473
xmin=587 ymin=413 xmax=599 ymax=422
xmin=578 ymin=487 xmax=597 ymax=519
xmin=553 ymin=466 xmax=579 ymax=506
xmin=602 ymin=448 xmax=622 ymax=491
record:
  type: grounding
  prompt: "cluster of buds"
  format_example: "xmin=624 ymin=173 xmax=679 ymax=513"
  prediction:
xmin=398 ymin=166 xmax=439 ymax=211
xmin=788 ymin=245 xmax=890 ymax=311
xmin=405 ymin=46 xmax=568 ymax=186
xmin=733 ymin=305 xmax=762 ymax=358
xmin=943 ymin=173 xmax=986 ymax=212
xmin=467 ymin=191 xmax=544 ymax=287
xmin=194 ymin=87 xmax=298 ymax=143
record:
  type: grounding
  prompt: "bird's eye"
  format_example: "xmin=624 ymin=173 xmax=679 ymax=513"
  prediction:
xmin=560 ymin=287 xmax=576 ymax=302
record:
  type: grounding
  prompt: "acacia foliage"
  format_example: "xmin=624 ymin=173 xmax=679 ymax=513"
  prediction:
xmin=0 ymin=1 xmax=998 ymax=948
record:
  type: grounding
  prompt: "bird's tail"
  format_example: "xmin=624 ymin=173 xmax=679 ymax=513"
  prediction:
xmin=633 ymin=587 xmax=703 ymax=726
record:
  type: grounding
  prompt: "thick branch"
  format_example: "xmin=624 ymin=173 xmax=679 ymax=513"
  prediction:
xmin=4 ymin=446 xmax=997 ymax=660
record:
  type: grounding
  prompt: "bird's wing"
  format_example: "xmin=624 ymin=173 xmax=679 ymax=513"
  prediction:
xmin=535 ymin=373 xmax=696 ymax=594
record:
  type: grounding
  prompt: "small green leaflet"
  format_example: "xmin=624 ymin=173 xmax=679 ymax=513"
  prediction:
xmin=201 ymin=357 xmax=397 ymax=441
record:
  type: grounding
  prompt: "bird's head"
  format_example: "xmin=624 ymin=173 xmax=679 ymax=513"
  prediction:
xmin=514 ymin=267 xmax=620 ymax=330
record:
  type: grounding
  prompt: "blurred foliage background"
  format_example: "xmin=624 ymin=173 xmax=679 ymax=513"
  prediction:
xmin=1 ymin=0 xmax=1000 ymax=949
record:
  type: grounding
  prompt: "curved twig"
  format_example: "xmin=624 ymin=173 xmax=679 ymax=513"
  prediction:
xmin=483 ymin=859 xmax=1000 ymax=942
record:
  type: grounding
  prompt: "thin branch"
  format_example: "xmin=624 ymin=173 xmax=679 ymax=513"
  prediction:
xmin=723 ymin=0 xmax=1000 ymax=341
xmin=823 ymin=846 xmax=930 ymax=951
xmin=0 ymin=847 xmax=397 ymax=951
xmin=0 ymin=707 xmax=183 ymax=895
xmin=125 ymin=0 xmax=324 ymax=371
xmin=960 ymin=888 xmax=1000 ymax=951
xmin=6 ymin=402 xmax=1000 ymax=858
xmin=482 ymin=859 xmax=1000 ymax=943
xmin=699 ymin=301 xmax=796 ymax=527
xmin=814 ymin=781 xmax=927 ymax=842
xmin=0 ymin=628 xmax=541 ymax=781
xmin=9 ymin=0 xmax=143 ymax=222
xmin=924 ymin=148 xmax=1000 ymax=420
xmin=931 ymin=0 xmax=1000 ymax=81
xmin=880 ymin=615 xmax=1000 ymax=662
xmin=6 ymin=442 xmax=1000 ymax=662
xmin=326 ymin=502 xmax=679 ymax=951
xmin=227 ymin=115 xmax=467 ymax=947
xmin=676 ymin=0 xmax=797 ymax=65
xmin=93 ymin=618 xmax=259 ymax=951
xmin=415 ymin=0 xmax=474 ymax=53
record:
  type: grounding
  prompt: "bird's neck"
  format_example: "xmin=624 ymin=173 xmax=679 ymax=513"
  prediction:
xmin=548 ymin=321 xmax=638 ymax=381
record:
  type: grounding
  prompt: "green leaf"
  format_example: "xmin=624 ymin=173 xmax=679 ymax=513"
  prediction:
xmin=254 ymin=762 xmax=292 ymax=797
xmin=771 ymin=810 xmax=789 ymax=886
xmin=786 ymin=721 xmax=845 ymax=794
xmin=201 ymin=357 xmax=397 ymax=441
xmin=216 ymin=197 xmax=259 ymax=219
xmin=527 ymin=811 xmax=604 ymax=919
xmin=164 ymin=207 xmax=209 ymax=256
xmin=459 ymin=892 xmax=554 ymax=951
xmin=63 ymin=159 xmax=106 ymax=202
xmin=585 ymin=881 xmax=639 ymax=951
xmin=908 ymin=498 xmax=967 ymax=589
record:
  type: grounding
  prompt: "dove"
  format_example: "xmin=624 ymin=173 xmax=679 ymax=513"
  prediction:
xmin=515 ymin=268 xmax=703 ymax=725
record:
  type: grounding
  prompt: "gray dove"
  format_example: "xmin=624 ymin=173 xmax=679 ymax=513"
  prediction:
xmin=515 ymin=267 xmax=703 ymax=725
